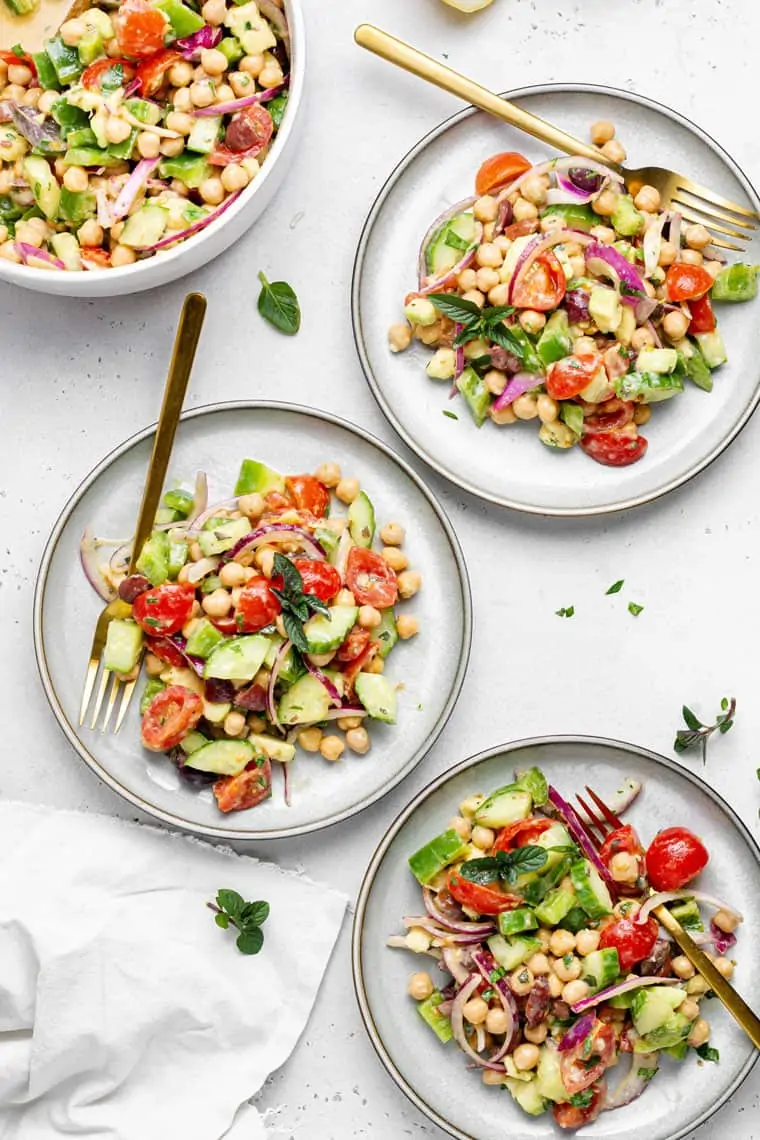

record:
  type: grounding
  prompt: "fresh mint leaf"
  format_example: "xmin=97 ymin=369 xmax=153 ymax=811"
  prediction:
xmin=257 ymin=272 xmax=301 ymax=335
xmin=241 ymin=900 xmax=270 ymax=926
xmin=305 ymin=595 xmax=330 ymax=617
xmin=217 ymin=889 xmax=244 ymax=916
xmin=236 ymin=927 xmax=265 ymax=955
xmin=556 ymin=606 xmax=575 ymax=618
xmin=209 ymin=891 xmax=269 ymax=956
xmin=442 ymin=409 xmax=458 ymax=419
xmin=637 ymin=1066 xmax=657 ymax=1081
xmin=568 ymin=1090 xmax=594 ymax=1108
xmin=696 ymin=1043 xmax=720 ymax=1063
xmin=427 ymin=292 xmax=483 ymax=323
xmin=283 ymin=611 xmax=309 ymax=653
xmin=682 ymin=706 xmax=703 ymax=731
xmin=628 ymin=602 xmax=644 ymax=616
xmin=215 ymin=912 xmax=230 ymax=929
xmin=606 ymin=579 xmax=624 ymax=595
xmin=457 ymin=857 xmax=501 ymax=885
xmin=674 ymin=698 xmax=736 ymax=762
xmin=273 ymin=552 xmax=302 ymax=598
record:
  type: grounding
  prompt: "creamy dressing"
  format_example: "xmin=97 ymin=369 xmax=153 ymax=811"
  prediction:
xmin=1 ymin=0 xmax=71 ymax=52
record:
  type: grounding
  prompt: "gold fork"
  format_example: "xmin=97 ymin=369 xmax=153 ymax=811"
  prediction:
xmin=79 ymin=292 xmax=207 ymax=733
xmin=355 ymin=25 xmax=758 ymax=251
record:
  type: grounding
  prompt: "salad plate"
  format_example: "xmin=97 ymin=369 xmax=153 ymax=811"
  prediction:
xmin=352 ymin=84 xmax=760 ymax=515
xmin=353 ymin=736 xmax=760 ymax=1140
xmin=33 ymin=401 xmax=471 ymax=840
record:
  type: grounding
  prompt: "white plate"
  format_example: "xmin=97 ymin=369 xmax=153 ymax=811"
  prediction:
xmin=33 ymin=402 xmax=471 ymax=840
xmin=352 ymin=84 xmax=760 ymax=516
xmin=353 ymin=736 xmax=760 ymax=1140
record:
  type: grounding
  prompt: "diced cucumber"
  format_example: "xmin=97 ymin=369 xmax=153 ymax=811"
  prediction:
xmin=204 ymin=635 xmax=269 ymax=681
xmin=695 ymin=330 xmax=727 ymax=369
xmin=197 ymin=516 xmax=251 ymax=557
xmin=65 ymin=128 xmax=98 ymax=149
xmin=589 ymin=287 xmax=622 ymax=333
xmin=248 ymin=733 xmax=296 ymax=763
xmin=107 ymin=128 xmax=138 ymax=161
xmin=632 ymin=985 xmax=686 ymax=1037
xmin=417 ymin=991 xmax=453 ymax=1044
xmin=616 ymin=370 xmax=684 ymax=403
xmin=569 ymin=859 xmax=614 ymax=919
xmin=581 ymin=947 xmax=620 ymax=992
xmin=50 ymin=232 xmax=82 ymax=271
xmin=408 ymin=829 xmax=469 ymax=885
xmin=184 ymin=739 xmax=254 ymax=776
xmin=57 ymin=187 xmax=96 ymax=226
xmin=120 ymin=205 xmax=169 ymax=248
xmin=45 ymin=36 xmax=84 ymax=85
xmin=542 ymin=202 xmax=598 ymax=232
xmin=534 ymin=888 xmax=576 ymax=927
xmin=103 ymin=619 xmax=144 ymax=674
xmin=425 ymin=210 xmax=478 ymax=277
xmin=504 ymin=1078 xmax=546 ymax=1116
xmin=64 ymin=147 xmax=125 ymax=168
xmin=354 ymin=673 xmax=397 ymax=723
xmin=497 ymin=907 xmax=538 ymax=936
xmin=136 ymin=530 xmax=171 ymax=586
xmin=473 ymin=785 xmax=532 ymax=829
xmin=185 ymin=618 xmax=224 ymax=659
xmin=203 ymin=699 xmax=231 ymax=723
xmin=536 ymin=310 xmax=571 ymax=366
xmin=22 ymin=156 xmax=60 ymax=221
xmin=201 ymin=574 xmax=221 ymax=594
xmin=5 ymin=0 xmax=40 ymax=15
xmin=303 ymin=605 xmax=358 ymax=653
xmin=668 ymin=897 xmax=704 ymax=932
xmin=487 ymin=933 xmax=541 ymax=972
xmin=278 ymin=673 xmax=331 ymax=725
xmin=125 ymin=98 xmax=162 ymax=126
xmin=140 ymin=677 xmax=165 ymax=714
xmin=187 ymin=115 xmax=222 ymax=155
xmin=610 ymin=194 xmax=645 ymax=237
xmin=535 ymin=1044 xmax=569 ymax=1103
xmin=559 ymin=905 xmax=592 ymax=934
xmin=168 ymin=539 xmax=188 ymax=579
xmin=456 ymin=366 xmax=490 ymax=427
xmin=234 ymin=458 xmax=285 ymax=496
xmin=636 ymin=347 xmax=678 ymax=375
xmin=634 ymin=1011 xmax=691 ymax=1052
xmin=179 ymin=730 xmax=208 ymax=755
xmin=158 ymin=152 xmax=211 ymax=189
xmin=533 ymin=823 xmax=573 ymax=871
xmin=680 ymin=340 xmax=713 ymax=392
xmin=77 ymin=28 xmax=104 ymax=66
xmin=370 ymin=608 xmax=398 ymax=658
xmin=264 ymin=636 xmax=305 ymax=683
xmin=711 ymin=262 xmax=759 ymax=302
xmin=32 ymin=51 xmax=61 ymax=91
xmin=347 ymin=491 xmax=375 ymax=548
xmin=666 ymin=1041 xmax=690 ymax=1061
xmin=607 ymin=988 xmax=638 ymax=1010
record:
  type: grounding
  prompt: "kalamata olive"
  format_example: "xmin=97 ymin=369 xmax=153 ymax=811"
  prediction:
xmin=225 ymin=117 xmax=258 ymax=153
xmin=204 ymin=678 xmax=236 ymax=704
xmin=525 ymin=976 xmax=550 ymax=1026
xmin=638 ymin=939 xmax=672 ymax=977
xmin=489 ymin=346 xmax=521 ymax=374
xmin=569 ymin=167 xmax=603 ymax=194
xmin=496 ymin=198 xmax=513 ymax=231
xmin=118 ymin=574 xmax=152 ymax=603
xmin=234 ymin=682 xmax=268 ymax=711
xmin=565 ymin=288 xmax=591 ymax=324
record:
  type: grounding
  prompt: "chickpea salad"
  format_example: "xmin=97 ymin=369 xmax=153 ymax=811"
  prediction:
xmin=80 ymin=458 xmax=422 ymax=814
xmin=390 ymin=767 xmax=742 ymax=1130
xmin=389 ymin=121 xmax=759 ymax=468
xmin=0 ymin=0 xmax=289 ymax=270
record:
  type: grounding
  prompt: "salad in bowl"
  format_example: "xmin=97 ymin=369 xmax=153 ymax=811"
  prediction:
xmin=388 ymin=121 xmax=758 ymax=468
xmin=81 ymin=456 xmax=421 ymax=814
xmin=389 ymin=765 xmax=742 ymax=1129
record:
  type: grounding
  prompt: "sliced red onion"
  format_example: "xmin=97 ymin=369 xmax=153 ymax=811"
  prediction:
xmin=635 ymin=296 xmax=659 ymax=324
xmin=321 ymin=706 xmax=369 ymax=721
xmin=585 ymin=241 xmax=646 ymax=297
xmin=471 ymin=947 xmax=519 ymax=1060
xmin=417 ymin=195 xmax=477 ymax=288
xmin=227 ymin=524 xmax=326 ymax=566
xmin=401 ymin=918 xmax=488 ymax=945
xmin=7 ymin=103 xmax=64 ymax=152
xmin=507 ymin=229 xmax=594 ymax=304
xmin=547 ymin=785 xmax=616 ymax=889
xmin=669 ymin=211 xmax=682 ymax=253
xmin=636 ymin=891 xmax=742 ymax=926
xmin=175 ymin=23 xmax=222 ymax=59
xmin=419 ymin=242 xmax=480 ymax=296
xmin=267 ymin=638 xmax=291 ymax=728
xmin=643 ymin=213 xmax=666 ymax=278
xmin=282 ymin=759 xmax=291 ymax=806
xmin=15 ymin=243 xmax=65 ymax=270
xmin=546 ymin=187 xmax=594 ymax=207
xmin=113 ymin=157 xmax=159 ymax=221
xmin=423 ymin=888 xmax=496 ymax=936
xmin=134 ymin=189 xmax=242 ymax=251
xmin=570 ymin=975 xmax=682 ymax=1014
xmin=451 ymin=974 xmax=505 ymax=1071
xmin=333 ymin=528 xmax=353 ymax=583
xmin=303 ymin=657 xmax=342 ymax=706
xmin=192 ymin=83 xmax=285 ymax=116
xmin=184 ymin=556 xmax=219 ymax=584
xmin=491 ymin=370 xmax=538 ymax=412
xmin=441 ymin=946 xmax=472 ymax=986
xmin=165 ymin=634 xmax=206 ymax=677
xmin=454 ymin=325 xmax=465 ymax=382
xmin=80 ymin=529 xmax=117 ymax=601
xmin=551 ymin=156 xmax=624 ymax=183
xmin=187 ymin=496 xmax=240 ymax=533
xmin=710 ymin=919 xmax=737 ymax=955
xmin=647 ymin=319 xmax=663 ymax=348
xmin=558 ymin=1012 xmax=596 ymax=1052
xmin=185 ymin=471 xmax=209 ymax=524
xmin=604 ymin=1051 xmax=658 ymax=1110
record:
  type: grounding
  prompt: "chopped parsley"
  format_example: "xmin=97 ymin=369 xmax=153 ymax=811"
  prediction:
xmin=606 ymin=579 xmax=624 ymax=595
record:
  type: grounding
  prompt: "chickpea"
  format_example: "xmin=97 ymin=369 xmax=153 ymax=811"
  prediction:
xmin=406 ymin=926 xmax=431 ymax=953
xmin=199 ymin=177 xmax=225 ymax=205
xmin=687 ymin=1018 xmax=711 ymax=1048
xmin=379 ymin=521 xmax=404 ymax=546
xmin=22 ymin=87 xmax=41 ymax=108
xmin=213 ymin=84 xmax=235 ymax=105
xmin=397 ymin=570 xmax=422 ymax=600
xmin=713 ymin=909 xmax=740 ymax=934
xmin=526 ymin=953 xmax=551 ymax=976
xmin=713 ymin=956 xmax=735 ymax=979
xmin=189 ymin=80 xmax=215 ymax=108
xmin=164 ymin=111 xmax=194 ymax=136
xmin=703 ymin=259 xmax=723 ymax=280
xmin=173 ymin=86 xmax=193 ymax=113
xmin=135 ymin=131 xmax=160 ymax=159
xmin=679 ymin=997 xmax=700 ymax=1022
xmin=158 ymin=134 xmax=183 ymax=157
xmin=662 ymin=310 xmax=690 ymax=341
xmin=365 ymin=656 xmax=385 ymax=674
xmin=575 ymin=929 xmax=601 ymax=956
xmin=490 ymin=404 xmax=518 ymax=426
xmin=145 ymin=652 xmax=164 ymax=677
xmin=539 ymin=214 xmax=565 ymax=235
xmin=482 ymin=1068 xmax=505 ymax=1087
xmin=382 ymin=546 xmax=408 ymax=572
xmin=471 ymin=825 xmax=495 ymax=850
xmin=513 ymin=393 xmax=539 ymax=420
xmin=111 ymin=245 xmax=137 ymax=268
xmin=201 ymin=0 xmax=226 ymax=23
xmin=355 ymin=605 xmax=379 ymax=630
xmin=562 ymin=979 xmax=590 ymax=1006
xmin=685 ymin=222 xmax=711 ymax=250
xmin=519 ymin=309 xmax=546 ymax=336
xmin=634 ymin=185 xmax=661 ymax=213
xmin=554 ymin=955 xmax=582 ymax=983
xmin=75 ymin=220 xmax=103 ymax=248
xmin=680 ymin=249 xmax=704 ymax=267
xmin=485 ymin=1007 xmax=511 ymax=1036
xmin=461 ymin=288 xmax=485 ymax=309
xmin=297 ymin=726 xmax=323 ymax=752
xmin=592 ymin=188 xmax=618 ymax=217
xmin=548 ymin=973 xmax=563 ymax=998
xmin=240 ymin=53 xmax=265 ymax=77
xmin=463 ymin=996 xmax=489 ymax=1025
xmin=335 ymin=589 xmax=356 ymax=606
xmin=259 ymin=63 xmax=284 ymax=89
xmin=319 ymin=735 xmax=345 ymax=762
xmin=255 ymin=548 xmax=276 ymax=578
xmin=687 ymin=975 xmax=710 ymax=996
xmin=510 ymin=966 xmax=534 ymax=996
xmin=484 ymin=369 xmax=507 ymax=396
xmin=513 ymin=197 xmax=538 ymax=222
xmin=590 ymin=120 xmax=615 ymax=145
xmin=609 ymin=851 xmax=640 ymax=884
xmin=537 ymin=393 xmax=559 ymax=423
xmin=601 ymin=139 xmax=626 ymax=164
xmin=237 ymin=492 xmax=266 ymax=520
xmin=459 ymin=795 xmax=484 ymax=820
xmin=407 ymin=971 xmax=434 ymax=1001
xmin=549 ymin=930 xmax=576 ymax=957
xmin=671 ymin=955 xmax=696 ymax=980
xmin=473 ymin=194 xmax=498 ymax=223
xmin=104 ymin=116 xmax=132 ymax=145
xmin=335 ymin=478 xmax=360 ymax=504
xmin=59 ymin=16 xmax=87 ymax=45
xmin=449 ymin=816 xmax=472 ymax=842
xmin=524 ymin=1022 xmax=548 ymax=1045
xmin=494 ymin=234 xmax=512 ymax=255
xmin=457 ymin=267 xmax=478 ymax=291
xmin=0 ymin=225 xmax=7 ymax=245
xmin=219 ymin=561 xmax=247 ymax=588
xmin=223 ymin=710 xmax=247 ymax=737
xmin=310 ymin=462 xmax=339 ymax=490
xmin=513 ymin=1043 xmax=540 ymax=1071
xmin=476 ymin=266 xmax=500 ymax=293
xmin=487 ymin=283 xmax=510 ymax=307
xmin=14 ymin=220 xmax=45 ymax=248
xmin=589 ymin=224 xmax=616 ymax=245
xmin=522 ymin=173 xmax=550 ymax=206
xmin=200 ymin=48 xmax=228 ymax=76
xmin=572 ymin=335 xmax=598 ymax=356
xmin=202 ymin=587 xmax=232 ymax=618
xmin=631 ymin=326 xmax=656 ymax=352
xmin=168 ymin=60 xmax=194 ymax=87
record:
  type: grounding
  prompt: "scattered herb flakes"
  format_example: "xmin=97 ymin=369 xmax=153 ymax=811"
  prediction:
xmin=208 ymin=889 xmax=270 ymax=955
xmin=695 ymin=1043 xmax=720 ymax=1063
xmin=257 ymin=271 xmax=301 ymax=335
xmin=442 ymin=410 xmax=459 ymax=420
xmin=606 ymin=579 xmax=625 ymax=595
xmin=556 ymin=606 xmax=575 ymax=618
xmin=628 ymin=601 xmax=644 ymax=616
xmin=674 ymin=697 xmax=736 ymax=763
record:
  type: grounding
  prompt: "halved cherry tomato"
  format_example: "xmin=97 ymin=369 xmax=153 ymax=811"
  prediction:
xmin=546 ymin=353 xmax=601 ymax=400
xmin=210 ymin=104 xmax=274 ymax=166
xmin=553 ymin=1083 xmax=606 ymax=1129
xmin=475 ymin=151 xmax=532 ymax=196
xmin=264 ymin=490 xmax=292 ymax=512
xmin=581 ymin=431 xmax=648 ymax=467
xmin=146 ymin=635 xmax=186 ymax=668
xmin=448 ymin=870 xmax=521 ymax=915
xmin=214 ymin=756 xmax=272 ymax=813
xmin=0 ymin=51 xmax=35 ymax=71
xmin=141 ymin=684 xmax=203 ymax=751
xmin=133 ymin=582 xmax=195 ymax=636
xmin=336 ymin=626 xmax=371 ymax=662
xmin=493 ymin=817 xmax=553 ymax=853
xmin=665 ymin=262 xmax=714 ymax=302
xmin=645 ymin=827 xmax=709 ymax=891
xmin=687 ymin=293 xmax=717 ymax=334
xmin=81 ymin=57 xmax=137 ymax=89
xmin=290 ymin=558 xmax=341 ymax=601
xmin=115 ymin=0 xmax=170 ymax=58
xmin=560 ymin=1020 xmax=616 ymax=1094
xmin=285 ymin=475 xmax=330 ymax=518
xmin=599 ymin=915 xmax=659 ymax=972
xmin=342 ymin=641 xmax=378 ymax=693
xmin=236 ymin=576 xmax=281 ymax=633
xmin=346 ymin=547 xmax=398 ymax=608
xmin=582 ymin=398 xmax=635 ymax=436
xmin=208 ymin=614 xmax=240 ymax=636
xmin=512 ymin=250 xmax=566 ymax=311
xmin=502 ymin=218 xmax=540 ymax=240
xmin=82 ymin=248 xmax=112 ymax=268
xmin=133 ymin=48 xmax=182 ymax=96
xmin=599 ymin=824 xmax=644 ymax=867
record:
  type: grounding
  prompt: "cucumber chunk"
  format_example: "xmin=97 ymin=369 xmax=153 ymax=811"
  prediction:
xmin=248 ymin=733 xmax=296 ymax=763
xmin=487 ymin=933 xmax=541 ymax=972
xmin=103 ymin=619 xmax=143 ymax=674
xmin=185 ymin=618 xmax=224 ymax=659
xmin=569 ymin=859 xmax=614 ymax=919
xmin=120 ymin=204 xmax=169 ymax=249
xmin=504 ymin=1078 xmax=546 ymax=1117
xmin=370 ymin=608 xmax=398 ymax=658
xmin=347 ymin=491 xmax=375 ymax=548
xmin=426 ymin=210 xmax=477 ymax=277
xmin=178 ymin=730 xmax=208 ymax=755
xmin=581 ymin=947 xmax=620 ymax=992
xmin=51 ymin=232 xmax=82 ymax=271
xmin=456 ymin=366 xmax=490 ymax=427
xmin=184 ymin=739 xmax=254 ymax=776
xmin=303 ymin=605 xmax=358 ymax=653
xmin=187 ymin=115 xmax=222 ymax=155
xmin=204 ymin=634 xmax=270 ymax=681
xmin=234 ymin=458 xmax=284 ymax=496
xmin=474 ymin=785 xmax=532 ymax=829
xmin=23 ymin=155 xmax=60 ymax=221
xmin=497 ymin=907 xmax=538 ymax=936
xmin=197 ymin=515 xmax=251 ymax=557
xmin=354 ymin=672 xmax=397 ymax=723
xmin=278 ymin=673 xmax=330 ymax=725
xmin=534 ymin=888 xmax=576 ymax=927
xmin=140 ymin=677 xmax=165 ymax=714
xmin=408 ymin=829 xmax=469 ymax=885
xmin=417 ymin=991 xmax=453 ymax=1043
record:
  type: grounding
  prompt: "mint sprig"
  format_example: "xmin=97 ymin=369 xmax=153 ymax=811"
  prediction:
xmin=208 ymin=889 xmax=270 ymax=955
xmin=674 ymin=697 xmax=736 ymax=763
xmin=270 ymin=552 xmax=329 ymax=653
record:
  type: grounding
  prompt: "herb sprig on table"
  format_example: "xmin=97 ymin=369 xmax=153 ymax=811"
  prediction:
xmin=269 ymin=552 xmax=330 ymax=654
xmin=674 ymin=697 xmax=736 ymax=763
xmin=257 ymin=272 xmax=301 ymax=335
xmin=208 ymin=889 xmax=270 ymax=955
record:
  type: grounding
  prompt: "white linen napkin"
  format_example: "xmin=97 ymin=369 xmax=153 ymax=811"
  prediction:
xmin=0 ymin=801 xmax=347 ymax=1140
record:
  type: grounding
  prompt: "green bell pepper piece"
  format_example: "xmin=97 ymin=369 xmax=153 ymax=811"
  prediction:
xmin=158 ymin=152 xmax=211 ymax=189
xmin=711 ymin=262 xmax=759 ymax=303
xmin=107 ymin=128 xmax=138 ymax=160
xmin=58 ymin=187 xmax=96 ymax=225
xmin=155 ymin=0 xmax=205 ymax=37
xmin=32 ymin=51 xmax=62 ymax=90
xmin=417 ymin=991 xmax=453 ymax=1044
xmin=45 ymin=36 xmax=84 ymax=85
xmin=63 ymin=147 xmax=125 ymax=168
xmin=218 ymin=36 xmax=244 ymax=64
xmin=51 ymin=98 xmax=90 ymax=135
xmin=66 ymin=127 xmax=99 ymax=149
xmin=268 ymin=91 xmax=288 ymax=129
xmin=163 ymin=488 xmax=194 ymax=516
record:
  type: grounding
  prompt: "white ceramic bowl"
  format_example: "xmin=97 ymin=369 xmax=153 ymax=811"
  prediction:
xmin=0 ymin=0 xmax=304 ymax=298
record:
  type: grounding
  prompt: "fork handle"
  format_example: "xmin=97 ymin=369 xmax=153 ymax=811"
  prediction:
xmin=128 ymin=292 xmax=207 ymax=575
xmin=355 ymin=25 xmax=611 ymax=167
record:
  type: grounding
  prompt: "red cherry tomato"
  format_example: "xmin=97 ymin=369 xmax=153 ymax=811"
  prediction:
xmin=475 ymin=151 xmax=532 ymax=196
xmin=214 ymin=756 xmax=272 ymax=813
xmin=665 ymin=262 xmax=714 ymax=302
xmin=580 ymin=431 xmax=648 ymax=467
xmin=560 ymin=1020 xmax=616 ymax=1094
xmin=582 ymin=398 xmax=635 ymax=436
xmin=264 ymin=489 xmax=293 ymax=513
xmin=512 ymin=250 xmax=566 ymax=311
xmin=546 ymin=354 xmax=601 ymax=400
xmin=645 ymin=827 xmax=709 ymax=891
xmin=448 ymin=870 xmax=521 ymax=915
xmin=341 ymin=641 xmax=378 ymax=693
xmin=599 ymin=824 xmax=645 ymax=866
xmin=81 ymin=248 xmax=112 ymax=268
xmin=81 ymin=57 xmax=137 ymax=89
xmin=210 ymin=104 xmax=274 ymax=166
xmin=115 ymin=0 xmax=169 ymax=58
xmin=289 ymin=558 xmax=341 ymax=601
xmin=346 ymin=547 xmax=398 ymax=608
xmin=133 ymin=48 xmax=182 ymax=96
xmin=141 ymin=685 xmax=203 ymax=751
xmin=336 ymin=626 xmax=371 ymax=662
xmin=599 ymin=915 xmax=659 ymax=971
xmin=236 ymin=576 xmax=281 ymax=633
xmin=208 ymin=614 xmax=240 ymax=636
xmin=687 ymin=294 xmax=717 ymax=334
xmin=493 ymin=817 xmax=553 ymax=853
xmin=133 ymin=582 xmax=195 ymax=636
xmin=285 ymin=475 xmax=330 ymax=518
xmin=553 ymin=1083 xmax=606 ymax=1129
xmin=146 ymin=635 xmax=186 ymax=668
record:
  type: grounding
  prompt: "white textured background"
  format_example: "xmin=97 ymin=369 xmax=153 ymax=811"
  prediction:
xmin=2 ymin=0 xmax=759 ymax=1136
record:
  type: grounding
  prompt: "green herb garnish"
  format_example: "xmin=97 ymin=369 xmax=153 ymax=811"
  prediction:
xmin=270 ymin=552 xmax=329 ymax=654
xmin=442 ymin=409 xmax=459 ymax=420
xmin=457 ymin=845 xmax=548 ymax=887
xmin=695 ymin=1043 xmax=720 ymax=1063
xmin=257 ymin=271 xmax=301 ymax=335
xmin=427 ymin=293 xmax=529 ymax=363
xmin=568 ymin=1090 xmax=594 ymax=1107
xmin=637 ymin=1066 xmax=658 ymax=1081
xmin=556 ymin=606 xmax=575 ymax=618
xmin=628 ymin=601 xmax=644 ymax=616
xmin=208 ymin=889 xmax=269 ymax=955
xmin=674 ymin=697 xmax=736 ymax=762
xmin=606 ymin=579 xmax=624 ymax=595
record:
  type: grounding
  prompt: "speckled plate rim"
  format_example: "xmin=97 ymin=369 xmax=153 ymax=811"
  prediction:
xmin=32 ymin=400 xmax=472 ymax=841
xmin=351 ymin=82 xmax=760 ymax=518
xmin=352 ymin=735 xmax=760 ymax=1140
